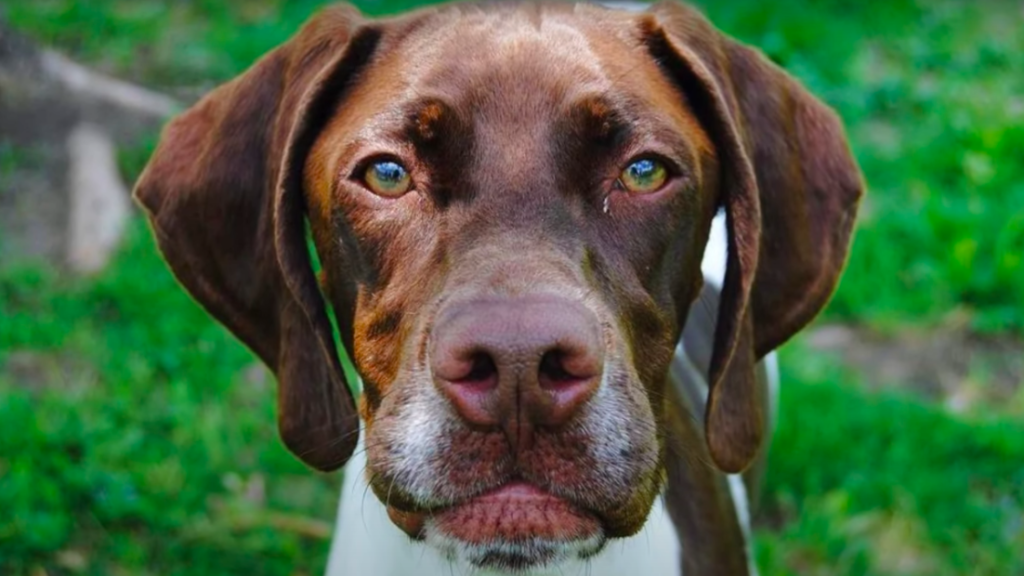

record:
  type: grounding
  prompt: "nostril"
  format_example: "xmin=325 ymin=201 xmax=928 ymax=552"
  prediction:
xmin=537 ymin=346 xmax=601 ymax=426
xmin=457 ymin=351 xmax=498 ymax=389
xmin=539 ymin=350 xmax=573 ymax=385
xmin=435 ymin=349 xmax=499 ymax=426
xmin=538 ymin=348 xmax=597 ymax=390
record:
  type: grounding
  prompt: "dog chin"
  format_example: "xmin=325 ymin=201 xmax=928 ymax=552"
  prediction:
xmin=408 ymin=481 xmax=608 ymax=572
xmin=423 ymin=527 xmax=607 ymax=574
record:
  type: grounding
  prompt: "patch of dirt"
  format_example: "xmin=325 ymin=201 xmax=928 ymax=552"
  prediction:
xmin=804 ymin=324 xmax=1024 ymax=412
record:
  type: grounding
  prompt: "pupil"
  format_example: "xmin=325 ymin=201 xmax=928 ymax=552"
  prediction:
xmin=630 ymin=160 xmax=655 ymax=180
xmin=375 ymin=162 xmax=404 ymax=183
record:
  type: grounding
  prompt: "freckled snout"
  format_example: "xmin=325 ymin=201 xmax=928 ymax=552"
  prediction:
xmin=430 ymin=296 xmax=604 ymax=452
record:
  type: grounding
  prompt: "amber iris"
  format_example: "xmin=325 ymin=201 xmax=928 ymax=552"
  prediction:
xmin=364 ymin=160 xmax=411 ymax=197
xmin=619 ymin=158 xmax=668 ymax=193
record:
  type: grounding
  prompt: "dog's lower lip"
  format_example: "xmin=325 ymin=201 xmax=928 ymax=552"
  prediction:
xmin=388 ymin=481 xmax=602 ymax=545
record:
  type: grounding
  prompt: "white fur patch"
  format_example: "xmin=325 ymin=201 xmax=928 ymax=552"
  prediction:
xmin=422 ymin=523 xmax=606 ymax=573
xmin=597 ymin=1 xmax=647 ymax=12
xmin=726 ymin=474 xmax=760 ymax=576
xmin=701 ymin=210 xmax=729 ymax=289
xmin=577 ymin=361 xmax=659 ymax=496
xmin=381 ymin=365 xmax=451 ymax=504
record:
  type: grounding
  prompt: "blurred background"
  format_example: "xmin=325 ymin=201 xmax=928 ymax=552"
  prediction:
xmin=1 ymin=0 xmax=1022 ymax=575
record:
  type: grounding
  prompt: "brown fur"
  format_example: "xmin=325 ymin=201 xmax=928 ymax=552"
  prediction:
xmin=134 ymin=2 xmax=863 ymax=573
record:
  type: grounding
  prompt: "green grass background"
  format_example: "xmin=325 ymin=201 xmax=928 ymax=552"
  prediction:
xmin=2 ymin=1 xmax=1023 ymax=575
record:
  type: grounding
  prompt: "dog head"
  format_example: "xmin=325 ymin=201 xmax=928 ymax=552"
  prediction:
xmin=135 ymin=2 xmax=862 ymax=571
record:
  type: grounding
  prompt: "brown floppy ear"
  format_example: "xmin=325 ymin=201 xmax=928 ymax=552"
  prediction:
xmin=645 ymin=2 xmax=864 ymax=472
xmin=133 ymin=5 xmax=380 ymax=471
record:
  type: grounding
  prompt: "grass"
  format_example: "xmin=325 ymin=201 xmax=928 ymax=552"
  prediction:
xmin=0 ymin=225 xmax=340 ymax=576
xmin=2 ymin=0 xmax=1023 ymax=574
xmin=759 ymin=345 xmax=1024 ymax=575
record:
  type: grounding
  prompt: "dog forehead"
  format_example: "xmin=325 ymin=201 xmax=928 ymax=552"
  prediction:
xmin=383 ymin=4 xmax=653 ymax=109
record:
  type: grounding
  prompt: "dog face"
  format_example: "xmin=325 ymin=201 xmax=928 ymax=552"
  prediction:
xmin=304 ymin=7 xmax=718 ymax=560
xmin=135 ymin=2 xmax=862 ymax=572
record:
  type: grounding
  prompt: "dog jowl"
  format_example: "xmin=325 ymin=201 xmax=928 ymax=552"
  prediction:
xmin=135 ymin=2 xmax=862 ymax=573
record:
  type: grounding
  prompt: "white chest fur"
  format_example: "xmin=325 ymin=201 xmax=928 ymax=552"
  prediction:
xmin=326 ymin=438 xmax=682 ymax=576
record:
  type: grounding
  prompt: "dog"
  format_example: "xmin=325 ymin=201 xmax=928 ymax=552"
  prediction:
xmin=134 ymin=2 xmax=863 ymax=574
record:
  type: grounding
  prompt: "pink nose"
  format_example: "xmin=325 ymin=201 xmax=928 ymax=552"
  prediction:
xmin=430 ymin=296 xmax=604 ymax=451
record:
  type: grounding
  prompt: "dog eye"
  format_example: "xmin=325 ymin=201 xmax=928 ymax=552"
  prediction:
xmin=618 ymin=158 xmax=668 ymax=194
xmin=363 ymin=160 xmax=412 ymax=197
